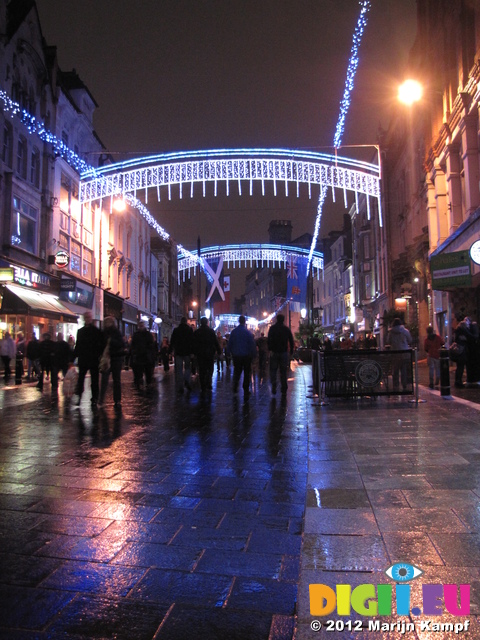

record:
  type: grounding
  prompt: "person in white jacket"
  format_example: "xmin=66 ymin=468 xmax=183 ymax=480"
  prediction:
xmin=386 ymin=318 xmax=412 ymax=390
xmin=1 ymin=332 xmax=16 ymax=382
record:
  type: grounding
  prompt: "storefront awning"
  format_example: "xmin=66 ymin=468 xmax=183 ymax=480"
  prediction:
xmin=58 ymin=299 xmax=91 ymax=318
xmin=1 ymin=285 xmax=77 ymax=323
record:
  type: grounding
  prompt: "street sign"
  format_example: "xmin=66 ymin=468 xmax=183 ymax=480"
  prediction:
xmin=431 ymin=250 xmax=471 ymax=289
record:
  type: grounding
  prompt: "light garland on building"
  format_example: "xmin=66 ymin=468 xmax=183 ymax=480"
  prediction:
xmin=0 ymin=90 xmax=91 ymax=174
xmin=306 ymin=0 xmax=372 ymax=274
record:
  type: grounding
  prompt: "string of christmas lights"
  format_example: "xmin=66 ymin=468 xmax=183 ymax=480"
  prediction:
xmin=306 ymin=0 xmax=372 ymax=274
xmin=0 ymin=90 xmax=91 ymax=175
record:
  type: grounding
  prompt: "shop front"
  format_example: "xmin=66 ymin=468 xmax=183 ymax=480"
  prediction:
xmin=58 ymin=276 xmax=95 ymax=341
xmin=0 ymin=265 xmax=77 ymax=342
xmin=122 ymin=300 xmax=139 ymax=337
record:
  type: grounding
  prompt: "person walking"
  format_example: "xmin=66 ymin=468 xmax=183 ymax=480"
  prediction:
xmin=159 ymin=337 xmax=170 ymax=372
xmin=216 ymin=331 xmax=226 ymax=374
xmin=386 ymin=317 xmax=412 ymax=391
xmin=15 ymin=332 xmax=26 ymax=382
xmin=98 ymin=316 xmax=125 ymax=409
xmin=256 ymin=332 xmax=269 ymax=380
xmin=37 ymin=333 xmax=55 ymax=391
xmin=1 ymin=332 xmax=16 ymax=382
xmin=26 ymin=332 xmax=41 ymax=380
xmin=424 ymin=325 xmax=444 ymax=389
xmin=193 ymin=317 xmax=220 ymax=394
xmin=74 ymin=311 xmax=103 ymax=407
xmin=452 ymin=313 xmax=473 ymax=388
xmin=169 ymin=317 xmax=194 ymax=394
xmin=228 ymin=316 xmax=257 ymax=398
xmin=267 ymin=314 xmax=294 ymax=396
xmin=130 ymin=320 xmax=156 ymax=389
xmin=51 ymin=332 xmax=72 ymax=397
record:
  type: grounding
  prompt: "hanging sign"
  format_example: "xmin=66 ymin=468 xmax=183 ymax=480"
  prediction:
xmin=55 ymin=251 xmax=70 ymax=269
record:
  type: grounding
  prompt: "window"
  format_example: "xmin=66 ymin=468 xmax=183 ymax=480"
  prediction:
xmin=83 ymin=248 xmax=93 ymax=280
xmin=70 ymin=240 xmax=81 ymax=274
xmin=364 ymin=235 xmax=371 ymax=260
xmin=59 ymin=231 xmax=69 ymax=251
xmin=30 ymin=147 xmax=40 ymax=187
xmin=83 ymin=229 xmax=92 ymax=248
xmin=16 ymin=136 xmax=27 ymax=178
xmin=82 ymin=203 xmax=93 ymax=231
xmin=11 ymin=196 xmax=38 ymax=254
xmin=3 ymin=122 xmax=12 ymax=167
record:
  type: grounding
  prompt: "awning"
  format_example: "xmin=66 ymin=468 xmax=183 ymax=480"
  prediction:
xmin=58 ymin=299 xmax=92 ymax=318
xmin=1 ymin=285 xmax=77 ymax=323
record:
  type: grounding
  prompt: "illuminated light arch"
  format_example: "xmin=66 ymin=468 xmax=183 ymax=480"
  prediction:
xmin=79 ymin=148 xmax=380 ymax=208
xmin=177 ymin=243 xmax=324 ymax=283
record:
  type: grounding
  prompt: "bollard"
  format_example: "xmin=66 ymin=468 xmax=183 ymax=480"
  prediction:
xmin=439 ymin=347 xmax=450 ymax=396
xmin=15 ymin=354 xmax=23 ymax=385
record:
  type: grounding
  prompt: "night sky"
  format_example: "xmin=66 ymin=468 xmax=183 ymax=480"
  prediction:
xmin=36 ymin=0 xmax=417 ymax=258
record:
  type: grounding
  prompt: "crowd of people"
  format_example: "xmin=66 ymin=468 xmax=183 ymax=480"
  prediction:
xmin=2 ymin=309 xmax=480 ymax=404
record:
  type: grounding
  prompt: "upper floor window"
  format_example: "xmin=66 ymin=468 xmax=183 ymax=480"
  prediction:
xmin=30 ymin=147 xmax=40 ymax=188
xmin=12 ymin=196 xmax=38 ymax=254
xmin=3 ymin=122 xmax=12 ymax=167
xmin=16 ymin=136 xmax=27 ymax=178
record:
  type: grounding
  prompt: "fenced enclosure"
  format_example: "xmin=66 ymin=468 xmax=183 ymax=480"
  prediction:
xmin=312 ymin=349 xmax=415 ymax=399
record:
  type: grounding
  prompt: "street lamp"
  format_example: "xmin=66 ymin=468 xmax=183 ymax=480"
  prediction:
xmin=113 ymin=197 xmax=127 ymax=213
xmin=398 ymin=79 xmax=423 ymax=106
xmin=301 ymin=308 xmax=307 ymax=320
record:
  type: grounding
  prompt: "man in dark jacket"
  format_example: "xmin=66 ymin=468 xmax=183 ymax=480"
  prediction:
xmin=130 ymin=320 xmax=156 ymax=389
xmin=193 ymin=317 xmax=220 ymax=393
xmin=74 ymin=311 xmax=103 ymax=406
xmin=99 ymin=316 xmax=125 ymax=408
xmin=51 ymin=332 xmax=72 ymax=397
xmin=169 ymin=317 xmax=194 ymax=393
xmin=267 ymin=313 xmax=294 ymax=396
xmin=227 ymin=316 xmax=257 ymax=397
xmin=26 ymin=332 xmax=40 ymax=380
xmin=37 ymin=333 xmax=55 ymax=391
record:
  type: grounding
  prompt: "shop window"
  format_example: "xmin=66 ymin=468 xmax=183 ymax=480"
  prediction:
xmin=12 ymin=196 xmax=38 ymax=254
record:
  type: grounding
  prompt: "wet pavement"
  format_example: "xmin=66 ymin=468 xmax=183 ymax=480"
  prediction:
xmin=0 ymin=361 xmax=479 ymax=639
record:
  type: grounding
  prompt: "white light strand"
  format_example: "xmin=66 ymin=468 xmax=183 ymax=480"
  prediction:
xmin=306 ymin=0 xmax=371 ymax=274
xmin=0 ymin=87 xmax=174 ymax=244
xmin=0 ymin=89 xmax=91 ymax=174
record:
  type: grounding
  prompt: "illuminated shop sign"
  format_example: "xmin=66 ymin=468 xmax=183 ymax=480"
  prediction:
xmin=11 ymin=265 xmax=51 ymax=289
xmin=0 ymin=268 xmax=14 ymax=282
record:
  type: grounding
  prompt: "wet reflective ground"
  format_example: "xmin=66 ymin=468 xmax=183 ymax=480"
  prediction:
xmin=0 ymin=365 xmax=307 ymax=639
xmin=1 ymin=364 xmax=480 ymax=639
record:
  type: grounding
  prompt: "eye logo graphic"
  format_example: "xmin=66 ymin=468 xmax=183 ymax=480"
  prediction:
xmin=309 ymin=561 xmax=470 ymax=617
xmin=385 ymin=562 xmax=423 ymax=582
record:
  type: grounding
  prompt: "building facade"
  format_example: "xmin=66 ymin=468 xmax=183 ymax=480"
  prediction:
xmin=0 ymin=0 xmax=163 ymax=346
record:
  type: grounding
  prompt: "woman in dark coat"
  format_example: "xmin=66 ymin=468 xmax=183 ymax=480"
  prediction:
xmin=98 ymin=316 xmax=125 ymax=408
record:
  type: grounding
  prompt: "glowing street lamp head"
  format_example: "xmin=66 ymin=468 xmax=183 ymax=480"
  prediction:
xmin=398 ymin=79 xmax=423 ymax=106
xmin=113 ymin=198 xmax=127 ymax=213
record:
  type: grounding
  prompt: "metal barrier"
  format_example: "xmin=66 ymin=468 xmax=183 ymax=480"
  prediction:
xmin=314 ymin=349 xmax=415 ymax=399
